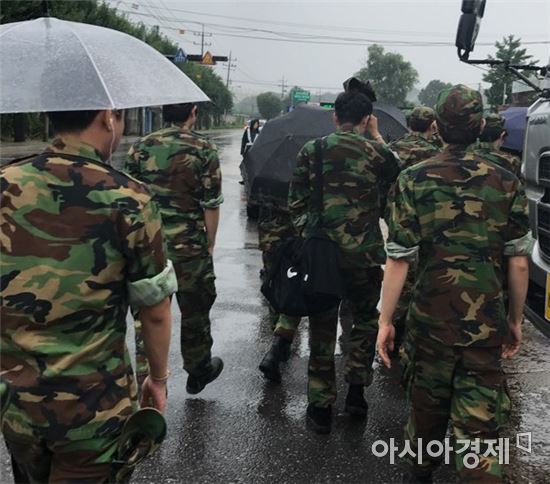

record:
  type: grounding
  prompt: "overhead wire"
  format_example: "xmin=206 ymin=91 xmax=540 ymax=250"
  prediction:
xmin=114 ymin=1 xmax=548 ymax=40
xmin=111 ymin=1 xmax=544 ymax=93
xmin=114 ymin=7 xmax=549 ymax=47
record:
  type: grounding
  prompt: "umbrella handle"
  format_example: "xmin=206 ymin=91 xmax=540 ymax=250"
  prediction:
xmin=42 ymin=0 xmax=51 ymax=17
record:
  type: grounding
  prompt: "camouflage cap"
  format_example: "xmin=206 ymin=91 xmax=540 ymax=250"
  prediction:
xmin=113 ymin=408 xmax=167 ymax=482
xmin=410 ymin=106 xmax=436 ymax=124
xmin=435 ymin=84 xmax=483 ymax=141
xmin=117 ymin=408 xmax=167 ymax=463
xmin=484 ymin=113 xmax=506 ymax=132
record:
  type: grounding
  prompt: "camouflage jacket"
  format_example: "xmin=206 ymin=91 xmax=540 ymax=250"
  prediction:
xmin=387 ymin=145 xmax=532 ymax=347
xmin=289 ymin=125 xmax=400 ymax=265
xmin=126 ymin=126 xmax=224 ymax=261
xmin=472 ymin=142 xmax=522 ymax=178
xmin=390 ymin=132 xmax=442 ymax=170
xmin=0 ymin=137 xmax=176 ymax=441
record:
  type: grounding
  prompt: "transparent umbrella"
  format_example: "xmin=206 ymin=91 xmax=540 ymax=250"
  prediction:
xmin=0 ymin=17 xmax=209 ymax=113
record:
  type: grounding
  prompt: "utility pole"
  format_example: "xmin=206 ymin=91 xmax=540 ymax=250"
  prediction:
xmin=225 ymin=51 xmax=237 ymax=88
xmin=193 ymin=23 xmax=212 ymax=56
xmin=279 ymin=76 xmax=287 ymax=100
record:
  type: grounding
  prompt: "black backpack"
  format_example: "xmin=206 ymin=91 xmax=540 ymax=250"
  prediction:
xmin=261 ymin=138 xmax=345 ymax=317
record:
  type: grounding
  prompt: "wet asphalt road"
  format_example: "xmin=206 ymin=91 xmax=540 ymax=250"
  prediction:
xmin=1 ymin=129 xmax=550 ymax=483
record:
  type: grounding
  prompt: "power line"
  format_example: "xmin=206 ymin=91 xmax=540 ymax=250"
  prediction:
xmin=132 ymin=0 xmax=191 ymax=46
xmin=233 ymin=78 xmax=341 ymax=91
xmin=116 ymin=9 xmax=550 ymax=47
xmin=114 ymin=2 xmax=548 ymax=41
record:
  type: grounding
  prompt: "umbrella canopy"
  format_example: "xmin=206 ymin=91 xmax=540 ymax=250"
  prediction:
xmin=0 ymin=17 xmax=209 ymax=113
xmin=372 ymin=103 xmax=408 ymax=143
xmin=241 ymin=103 xmax=407 ymax=205
xmin=500 ymin=107 xmax=528 ymax=153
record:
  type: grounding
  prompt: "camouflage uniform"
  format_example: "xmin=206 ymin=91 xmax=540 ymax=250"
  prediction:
xmin=389 ymin=107 xmax=442 ymax=352
xmin=473 ymin=113 xmax=522 ymax=177
xmin=473 ymin=113 xmax=523 ymax=314
xmin=390 ymin=107 xmax=441 ymax=170
xmin=126 ymin=126 xmax=223 ymax=380
xmin=258 ymin=203 xmax=301 ymax=337
xmin=387 ymin=85 xmax=532 ymax=481
xmin=289 ymin=125 xmax=400 ymax=407
xmin=1 ymin=137 xmax=176 ymax=481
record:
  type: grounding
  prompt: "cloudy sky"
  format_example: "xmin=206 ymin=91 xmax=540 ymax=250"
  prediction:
xmin=110 ymin=0 xmax=550 ymax=98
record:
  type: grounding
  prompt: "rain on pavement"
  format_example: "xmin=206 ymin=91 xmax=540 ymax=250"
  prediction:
xmin=1 ymin=129 xmax=549 ymax=483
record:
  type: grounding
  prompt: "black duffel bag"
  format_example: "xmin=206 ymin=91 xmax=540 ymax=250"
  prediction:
xmin=261 ymin=138 xmax=344 ymax=317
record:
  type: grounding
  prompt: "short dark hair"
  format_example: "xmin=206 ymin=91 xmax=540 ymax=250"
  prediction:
xmin=334 ymin=92 xmax=373 ymax=125
xmin=437 ymin=122 xmax=481 ymax=145
xmin=163 ymin=103 xmax=196 ymax=124
xmin=47 ymin=110 xmax=101 ymax=134
xmin=479 ymin=126 xmax=505 ymax=143
xmin=409 ymin=117 xmax=433 ymax=133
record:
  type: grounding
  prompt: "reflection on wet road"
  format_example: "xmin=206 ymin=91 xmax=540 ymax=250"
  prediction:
xmin=1 ymin=129 xmax=549 ymax=483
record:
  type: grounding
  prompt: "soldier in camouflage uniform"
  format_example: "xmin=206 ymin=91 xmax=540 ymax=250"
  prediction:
xmin=390 ymin=106 xmax=441 ymax=169
xmin=126 ymin=102 xmax=224 ymax=395
xmin=289 ymin=91 xmax=400 ymax=433
xmin=257 ymin=202 xmax=297 ymax=327
xmin=377 ymin=85 xmax=532 ymax=483
xmin=1 ymin=109 xmax=176 ymax=481
xmin=257 ymin=204 xmax=356 ymax=382
xmin=257 ymin=202 xmax=302 ymax=383
xmin=389 ymin=106 xmax=442 ymax=354
xmin=474 ymin=112 xmax=522 ymax=177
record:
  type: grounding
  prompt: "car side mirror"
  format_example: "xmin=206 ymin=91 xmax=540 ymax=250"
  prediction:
xmin=456 ymin=0 xmax=486 ymax=60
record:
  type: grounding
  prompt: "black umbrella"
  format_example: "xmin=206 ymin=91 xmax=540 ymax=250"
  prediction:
xmin=240 ymin=103 xmax=407 ymax=205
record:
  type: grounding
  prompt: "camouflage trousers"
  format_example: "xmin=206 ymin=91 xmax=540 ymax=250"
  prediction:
xmin=308 ymin=261 xmax=382 ymax=408
xmin=135 ymin=253 xmax=216 ymax=378
xmin=401 ymin=336 xmax=510 ymax=482
xmin=272 ymin=302 xmax=353 ymax=347
xmin=4 ymin=429 xmax=120 ymax=483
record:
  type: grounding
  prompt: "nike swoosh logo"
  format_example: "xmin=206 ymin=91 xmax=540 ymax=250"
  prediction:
xmin=287 ymin=267 xmax=298 ymax=278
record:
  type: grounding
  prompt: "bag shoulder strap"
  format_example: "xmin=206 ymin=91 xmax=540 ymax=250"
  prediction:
xmin=312 ymin=138 xmax=326 ymax=228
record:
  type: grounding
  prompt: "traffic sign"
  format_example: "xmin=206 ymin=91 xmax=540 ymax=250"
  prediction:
xmin=174 ymin=48 xmax=187 ymax=63
xmin=292 ymin=89 xmax=311 ymax=104
xmin=320 ymin=102 xmax=335 ymax=109
xmin=202 ymin=51 xmax=214 ymax=65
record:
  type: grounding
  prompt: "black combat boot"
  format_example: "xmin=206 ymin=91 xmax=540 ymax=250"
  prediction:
xmin=344 ymin=384 xmax=368 ymax=419
xmin=259 ymin=336 xmax=291 ymax=383
xmin=186 ymin=357 xmax=224 ymax=395
xmin=306 ymin=404 xmax=332 ymax=434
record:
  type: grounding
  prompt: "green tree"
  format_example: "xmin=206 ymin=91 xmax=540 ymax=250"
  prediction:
xmin=418 ymin=80 xmax=453 ymax=107
xmin=482 ymin=35 xmax=537 ymax=108
xmin=356 ymin=44 xmax=418 ymax=106
xmin=256 ymin=92 xmax=282 ymax=119
xmin=233 ymin=96 xmax=260 ymax=117
xmin=180 ymin=62 xmax=233 ymax=128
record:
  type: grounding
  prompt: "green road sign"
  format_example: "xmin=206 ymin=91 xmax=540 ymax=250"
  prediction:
xmin=292 ymin=89 xmax=311 ymax=103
